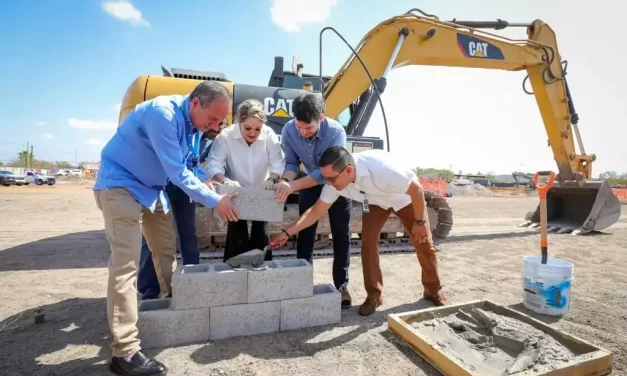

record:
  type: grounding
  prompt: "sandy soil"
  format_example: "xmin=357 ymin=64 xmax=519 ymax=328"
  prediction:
xmin=0 ymin=184 xmax=626 ymax=376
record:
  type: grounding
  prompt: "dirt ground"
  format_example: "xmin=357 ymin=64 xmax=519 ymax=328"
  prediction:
xmin=0 ymin=183 xmax=626 ymax=376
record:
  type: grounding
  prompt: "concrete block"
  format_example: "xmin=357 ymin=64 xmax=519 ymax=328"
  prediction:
xmin=215 ymin=185 xmax=284 ymax=222
xmin=209 ymin=301 xmax=280 ymax=340
xmin=137 ymin=298 xmax=210 ymax=349
xmin=280 ymin=284 xmax=341 ymax=331
xmin=172 ymin=263 xmax=247 ymax=310
xmin=247 ymin=259 xmax=313 ymax=303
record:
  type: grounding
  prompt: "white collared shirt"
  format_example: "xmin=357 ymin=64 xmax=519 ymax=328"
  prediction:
xmin=205 ymin=123 xmax=285 ymax=188
xmin=319 ymin=149 xmax=415 ymax=211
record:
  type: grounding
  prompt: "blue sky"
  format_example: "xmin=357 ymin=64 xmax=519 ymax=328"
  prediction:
xmin=1 ymin=0 xmax=623 ymax=176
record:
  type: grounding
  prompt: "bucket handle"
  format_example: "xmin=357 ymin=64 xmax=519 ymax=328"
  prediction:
xmin=534 ymin=171 xmax=556 ymax=198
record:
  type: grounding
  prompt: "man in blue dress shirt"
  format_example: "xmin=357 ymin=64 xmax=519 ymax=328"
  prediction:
xmin=137 ymin=130 xmax=218 ymax=301
xmin=274 ymin=93 xmax=353 ymax=310
xmin=93 ymin=81 xmax=239 ymax=376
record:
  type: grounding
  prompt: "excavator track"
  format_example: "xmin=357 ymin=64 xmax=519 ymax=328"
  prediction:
xmin=194 ymin=189 xmax=453 ymax=260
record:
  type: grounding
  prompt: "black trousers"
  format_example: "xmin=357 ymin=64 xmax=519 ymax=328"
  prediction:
xmin=297 ymin=184 xmax=351 ymax=289
xmin=223 ymin=220 xmax=272 ymax=262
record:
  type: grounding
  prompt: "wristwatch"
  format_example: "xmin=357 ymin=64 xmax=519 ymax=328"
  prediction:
xmin=415 ymin=219 xmax=426 ymax=226
xmin=280 ymin=177 xmax=289 ymax=183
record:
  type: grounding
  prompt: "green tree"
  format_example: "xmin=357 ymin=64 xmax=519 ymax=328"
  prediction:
xmin=485 ymin=172 xmax=498 ymax=182
xmin=55 ymin=161 xmax=72 ymax=168
xmin=599 ymin=171 xmax=618 ymax=179
xmin=413 ymin=167 xmax=455 ymax=180
xmin=598 ymin=171 xmax=627 ymax=186
xmin=6 ymin=150 xmax=53 ymax=169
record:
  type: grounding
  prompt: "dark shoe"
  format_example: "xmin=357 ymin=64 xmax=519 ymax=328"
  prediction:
xmin=338 ymin=286 xmax=352 ymax=309
xmin=109 ymin=350 xmax=167 ymax=376
xmin=424 ymin=289 xmax=450 ymax=306
xmin=358 ymin=296 xmax=383 ymax=316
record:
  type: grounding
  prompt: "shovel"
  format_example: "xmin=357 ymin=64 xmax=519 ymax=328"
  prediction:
xmin=534 ymin=171 xmax=556 ymax=264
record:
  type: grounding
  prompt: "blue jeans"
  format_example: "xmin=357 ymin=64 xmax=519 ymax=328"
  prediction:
xmin=137 ymin=183 xmax=199 ymax=299
xmin=296 ymin=184 xmax=351 ymax=289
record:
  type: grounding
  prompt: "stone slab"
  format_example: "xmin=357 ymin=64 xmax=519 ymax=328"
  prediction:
xmin=280 ymin=284 xmax=341 ymax=331
xmin=137 ymin=298 xmax=210 ymax=349
xmin=247 ymin=259 xmax=313 ymax=304
xmin=215 ymin=185 xmax=284 ymax=222
xmin=209 ymin=301 xmax=280 ymax=340
xmin=171 ymin=263 xmax=247 ymax=310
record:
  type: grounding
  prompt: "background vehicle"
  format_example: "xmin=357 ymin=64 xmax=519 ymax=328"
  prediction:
xmin=0 ymin=170 xmax=25 ymax=186
xmin=24 ymin=171 xmax=56 ymax=186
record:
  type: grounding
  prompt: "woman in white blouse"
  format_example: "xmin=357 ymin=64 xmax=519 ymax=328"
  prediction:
xmin=205 ymin=99 xmax=285 ymax=262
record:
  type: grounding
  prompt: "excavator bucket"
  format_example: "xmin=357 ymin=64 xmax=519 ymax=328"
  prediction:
xmin=519 ymin=179 xmax=622 ymax=235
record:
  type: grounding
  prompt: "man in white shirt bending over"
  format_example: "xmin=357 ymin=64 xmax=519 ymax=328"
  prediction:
xmin=206 ymin=99 xmax=285 ymax=262
xmin=271 ymin=146 xmax=450 ymax=316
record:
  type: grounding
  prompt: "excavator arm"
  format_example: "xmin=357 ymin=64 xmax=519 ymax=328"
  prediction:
xmin=319 ymin=9 xmax=621 ymax=235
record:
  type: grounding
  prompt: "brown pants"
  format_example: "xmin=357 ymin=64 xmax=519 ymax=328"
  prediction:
xmin=361 ymin=203 xmax=442 ymax=298
xmin=94 ymin=188 xmax=177 ymax=357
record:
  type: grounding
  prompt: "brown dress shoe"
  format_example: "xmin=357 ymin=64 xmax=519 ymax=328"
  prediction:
xmin=424 ymin=290 xmax=450 ymax=306
xmin=358 ymin=296 xmax=383 ymax=316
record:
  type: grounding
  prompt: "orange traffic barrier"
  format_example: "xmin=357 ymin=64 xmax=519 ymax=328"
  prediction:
xmin=613 ymin=188 xmax=627 ymax=203
xmin=418 ymin=176 xmax=447 ymax=197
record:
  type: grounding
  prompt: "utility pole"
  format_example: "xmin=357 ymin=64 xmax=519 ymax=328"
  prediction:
xmin=30 ymin=145 xmax=34 ymax=170
xmin=26 ymin=142 xmax=29 ymax=169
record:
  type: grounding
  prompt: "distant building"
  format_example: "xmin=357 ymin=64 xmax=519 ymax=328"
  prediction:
xmin=80 ymin=162 xmax=100 ymax=177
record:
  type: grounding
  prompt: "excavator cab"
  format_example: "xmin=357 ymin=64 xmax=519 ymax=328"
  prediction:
xmin=520 ymin=179 xmax=622 ymax=235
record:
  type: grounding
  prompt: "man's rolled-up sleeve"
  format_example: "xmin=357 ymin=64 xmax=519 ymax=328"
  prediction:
xmin=319 ymin=184 xmax=340 ymax=204
xmin=281 ymin=125 xmax=300 ymax=174
xmin=309 ymin=129 xmax=347 ymax=184
xmin=143 ymin=106 xmax=222 ymax=208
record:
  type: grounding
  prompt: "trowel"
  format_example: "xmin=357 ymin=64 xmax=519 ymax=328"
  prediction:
xmin=534 ymin=171 xmax=556 ymax=264
xmin=225 ymin=246 xmax=272 ymax=270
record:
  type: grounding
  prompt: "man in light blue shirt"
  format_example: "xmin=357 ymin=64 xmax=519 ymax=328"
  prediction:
xmin=93 ymin=81 xmax=239 ymax=376
xmin=137 ymin=130 xmax=217 ymax=301
xmin=274 ymin=93 xmax=353 ymax=310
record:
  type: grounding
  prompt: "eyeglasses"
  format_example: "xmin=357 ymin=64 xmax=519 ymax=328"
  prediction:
xmin=323 ymin=165 xmax=347 ymax=183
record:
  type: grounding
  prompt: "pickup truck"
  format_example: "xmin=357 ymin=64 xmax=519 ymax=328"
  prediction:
xmin=24 ymin=171 xmax=56 ymax=186
xmin=0 ymin=170 xmax=26 ymax=186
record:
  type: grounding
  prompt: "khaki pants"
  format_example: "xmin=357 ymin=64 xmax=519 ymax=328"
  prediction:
xmin=94 ymin=187 xmax=177 ymax=357
xmin=361 ymin=204 xmax=442 ymax=299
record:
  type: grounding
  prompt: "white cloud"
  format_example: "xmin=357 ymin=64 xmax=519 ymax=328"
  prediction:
xmin=111 ymin=103 xmax=121 ymax=112
xmin=68 ymin=118 xmax=117 ymax=130
xmin=102 ymin=0 xmax=150 ymax=27
xmin=34 ymin=121 xmax=47 ymax=127
xmin=42 ymin=134 xmax=53 ymax=140
xmin=86 ymin=138 xmax=106 ymax=146
xmin=270 ymin=0 xmax=337 ymax=32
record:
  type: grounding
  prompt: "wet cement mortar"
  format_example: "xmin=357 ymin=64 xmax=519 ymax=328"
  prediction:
xmin=412 ymin=308 xmax=577 ymax=375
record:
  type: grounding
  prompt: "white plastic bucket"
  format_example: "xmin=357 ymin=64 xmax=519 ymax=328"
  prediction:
xmin=522 ymin=256 xmax=574 ymax=316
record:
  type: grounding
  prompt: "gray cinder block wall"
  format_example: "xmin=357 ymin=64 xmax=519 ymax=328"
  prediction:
xmin=137 ymin=259 xmax=341 ymax=349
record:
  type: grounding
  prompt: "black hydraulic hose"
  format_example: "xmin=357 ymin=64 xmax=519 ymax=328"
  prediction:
xmin=319 ymin=26 xmax=390 ymax=152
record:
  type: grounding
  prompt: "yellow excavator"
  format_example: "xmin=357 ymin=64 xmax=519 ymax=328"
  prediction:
xmin=310 ymin=8 xmax=621 ymax=236
xmin=117 ymin=8 xmax=621 ymax=257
